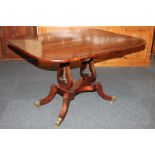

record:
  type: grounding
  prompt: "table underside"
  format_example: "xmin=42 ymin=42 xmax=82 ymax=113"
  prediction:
xmin=34 ymin=58 xmax=117 ymax=127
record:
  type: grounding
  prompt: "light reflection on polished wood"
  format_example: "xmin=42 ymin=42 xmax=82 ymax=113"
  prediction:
xmin=8 ymin=28 xmax=145 ymax=65
xmin=8 ymin=28 xmax=146 ymax=127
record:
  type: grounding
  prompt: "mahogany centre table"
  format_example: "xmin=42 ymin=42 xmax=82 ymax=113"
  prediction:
xmin=8 ymin=28 xmax=145 ymax=127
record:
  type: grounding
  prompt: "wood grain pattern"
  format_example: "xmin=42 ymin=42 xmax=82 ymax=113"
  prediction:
xmin=1 ymin=26 xmax=153 ymax=67
xmin=95 ymin=26 xmax=154 ymax=67
xmin=0 ymin=26 xmax=37 ymax=59
xmin=8 ymin=28 xmax=145 ymax=66
xmin=0 ymin=42 xmax=2 ymax=59
xmin=38 ymin=26 xmax=153 ymax=67
xmin=152 ymin=32 xmax=155 ymax=56
xmin=0 ymin=37 xmax=2 ymax=58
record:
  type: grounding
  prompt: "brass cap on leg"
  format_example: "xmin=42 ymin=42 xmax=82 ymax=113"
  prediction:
xmin=34 ymin=100 xmax=41 ymax=107
xmin=54 ymin=117 xmax=62 ymax=128
xmin=111 ymin=96 xmax=117 ymax=104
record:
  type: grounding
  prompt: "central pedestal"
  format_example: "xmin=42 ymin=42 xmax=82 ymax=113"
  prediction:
xmin=34 ymin=58 xmax=117 ymax=127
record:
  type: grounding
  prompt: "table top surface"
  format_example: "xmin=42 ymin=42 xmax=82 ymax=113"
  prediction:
xmin=8 ymin=28 xmax=145 ymax=64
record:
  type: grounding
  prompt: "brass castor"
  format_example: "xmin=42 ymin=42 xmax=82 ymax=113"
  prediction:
xmin=34 ymin=100 xmax=41 ymax=107
xmin=54 ymin=117 xmax=62 ymax=128
xmin=111 ymin=96 xmax=117 ymax=104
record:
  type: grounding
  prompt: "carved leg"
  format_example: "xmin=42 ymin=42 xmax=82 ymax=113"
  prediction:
xmin=76 ymin=85 xmax=95 ymax=94
xmin=95 ymin=82 xmax=117 ymax=104
xmin=34 ymin=59 xmax=117 ymax=127
xmin=34 ymin=84 xmax=57 ymax=107
xmin=80 ymin=58 xmax=117 ymax=104
xmin=54 ymin=93 xmax=70 ymax=127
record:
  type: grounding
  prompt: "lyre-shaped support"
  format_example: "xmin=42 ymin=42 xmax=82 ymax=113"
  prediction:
xmin=34 ymin=59 xmax=117 ymax=127
xmin=57 ymin=63 xmax=73 ymax=90
xmin=80 ymin=58 xmax=96 ymax=83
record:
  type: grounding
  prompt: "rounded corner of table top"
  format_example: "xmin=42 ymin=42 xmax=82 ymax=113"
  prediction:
xmin=7 ymin=28 xmax=146 ymax=65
